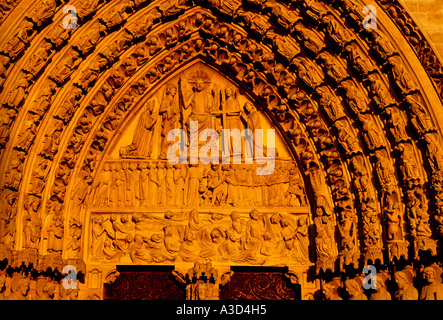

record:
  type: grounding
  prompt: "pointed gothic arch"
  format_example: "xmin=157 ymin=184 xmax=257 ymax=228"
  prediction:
xmin=1 ymin=0 xmax=443 ymax=300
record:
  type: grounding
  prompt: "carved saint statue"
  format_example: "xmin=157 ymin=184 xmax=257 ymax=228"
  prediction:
xmin=159 ymin=84 xmax=179 ymax=159
xmin=394 ymin=270 xmax=418 ymax=300
xmin=222 ymin=87 xmax=243 ymax=155
xmin=345 ymin=278 xmax=367 ymax=300
xmin=120 ymin=98 xmax=159 ymax=157
xmin=420 ymin=266 xmax=443 ymax=300
xmin=183 ymin=71 xmax=217 ymax=144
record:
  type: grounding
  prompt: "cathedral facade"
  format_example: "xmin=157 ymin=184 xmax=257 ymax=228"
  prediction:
xmin=1 ymin=0 xmax=443 ymax=300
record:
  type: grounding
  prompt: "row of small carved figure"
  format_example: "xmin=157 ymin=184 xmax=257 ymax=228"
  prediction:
xmin=0 ymin=275 xmax=80 ymax=300
xmin=90 ymin=210 xmax=310 ymax=265
xmin=88 ymin=162 xmax=306 ymax=208
xmin=323 ymin=265 xmax=443 ymax=300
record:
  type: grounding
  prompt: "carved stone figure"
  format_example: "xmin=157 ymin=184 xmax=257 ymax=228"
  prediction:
xmin=45 ymin=204 xmax=64 ymax=252
xmin=8 ymin=277 xmax=30 ymax=300
xmin=388 ymin=56 xmax=416 ymax=95
xmin=316 ymin=86 xmax=345 ymax=122
xmin=370 ymin=277 xmax=391 ymax=300
xmin=50 ymin=49 xmax=81 ymax=85
xmin=101 ymin=0 xmax=134 ymax=28
xmin=293 ymin=57 xmax=324 ymax=89
xmin=120 ymin=99 xmax=159 ymax=158
xmin=323 ymin=280 xmax=342 ymax=300
xmin=243 ymin=101 xmax=264 ymax=159
xmin=294 ymin=24 xmax=325 ymax=56
xmin=345 ymin=42 xmax=374 ymax=75
xmin=126 ymin=8 xmax=161 ymax=39
xmin=345 ymin=278 xmax=367 ymax=300
xmin=314 ymin=215 xmax=335 ymax=259
xmin=55 ymin=87 xmax=82 ymax=124
xmin=286 ymin=165 xmax=306 ymax=207
xmin=272 ymin=35 xmax=300 ymax=62
xmin=183 ymin=72 xmax=217 ymax=151
xmin=264 ymin=1 xmax=300 ymax=30
xmin=359 ymin=114 xmax=385 ymax=151
xmin=335 ymin=119 xmax=361 ymax=155
xmin=2 ymin=20 xmax=34 ymax=60
xmin=0 ymin=107 xmax=16 ymax=147
xmin=73 ymin=22 xmax=106 ymax=55
xmin=385 ymin=107 xmax=409 ymax=143
xmin=420 ymin=266 xmax=443 ymax=300
xmin=4 ymin=150 xmax=25 ymax=190
xmin=394 ymin=270 xmax=418 ymax=300
xmin=368 ymin=29 xmax=396 ymax=60
xmin=302 ymin=0 xmax=329 ymax=21
xmin=339 ymin=80 xmax=369 ymax=114
xmin=5 ymin=72 xmax=33 ymax=108
xmin=0 ymin=274 xmax=6 ymax=300
xmin=397 ymin=143 xmax=420 ymax=184
xmin=367 ymin=73 xmax=396 ymax=109
xmin=22 ymin=196 xmax=42 ymax=249
xmin=322 ymin=15 xmax=354 ymax=48
xmin=238 ymin=10 xmax=272 ymax=37
xmin=405 ymin=95 xmax=434 ymax=135
xmin=338 ymin=209 xmax=357 ymax=253
xmin=374 ymin=149 xmax=395 ymax=190
xmin=23 ymin=40 xmax=52 ymax=77
xmin=27 ymin=0 xmax=57 ymax=27
xmin=318 ymin=52 xmax=348 ymax=83
xmin=384 ymin=193 xmax=402 ymax=241
xmin=40 ymin=120 xmax=64 ymax=160
xmin=424 ymin=134 xmax=443 ymax=178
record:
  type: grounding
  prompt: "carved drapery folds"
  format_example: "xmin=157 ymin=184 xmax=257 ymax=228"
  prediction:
xmin=322 ymin=264 xmax=443 ymax=301
xmin=0 ymin=0 xmax=443 ymax=299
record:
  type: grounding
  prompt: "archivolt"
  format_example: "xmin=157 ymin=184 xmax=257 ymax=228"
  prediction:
xmin=1 ymin=0 xmax=443 ymax=275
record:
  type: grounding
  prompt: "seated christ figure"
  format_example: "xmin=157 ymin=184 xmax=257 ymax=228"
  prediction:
xmin=183 ymin=72 xmax=217 ymax=159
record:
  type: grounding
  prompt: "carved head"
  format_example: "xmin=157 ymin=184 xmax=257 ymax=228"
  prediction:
xmin=225 ymin=87 xmax=233 ymax=97
xmin=323 ymin=281 xmax=339 ymax=300
xmin=129 ymin=162 xmax=137 ymax=171
xmin=43 ymin=282 xmax=57 ymax=297
xmin=166 ymin=84 xmax=177 ymax=97
xmin=121 ymin=215 xmax=130 ymax=223
xmin=244 ymin=101 xmax=254 ymax=113
xmin=249 ymin=209 xmax=259 ymax=220
xmin=16 ymin=278 xmax=30 ymax=296
xmin=298 ymin=217 xmax=307 ymax=227
xmin=148 ymin=162 xmax=157 ymax=169
xmin=423 ymin=267 xmax=437 ymax=284
xmin=146 ymin=99 xmax=157 ymax=111
xmin=280 ymin=217 xmax=292 ymax=228
xmin=263 ymin=232 xmax=272 ymax=241
xmin=344 ymin=278 xmax=362 ymax=297
xmin=165 ymin=210 xmax=174 ymax=219
xmin=195 ymin=78 xmax=205 ymax=92
xmin=270 ymin=213 xmax=282 ymax=225
xmin=394 ymin=271 xmax=410 ymax=289
xmin=210 ymin=228 xmax=225 ymax=244
xmin=134 ymin=234 xmax=144 ymax=245
xmin=230 ymin=211 xmax=240 ymax=221
xmin=190 ymin=209 xmax=200 ymax=222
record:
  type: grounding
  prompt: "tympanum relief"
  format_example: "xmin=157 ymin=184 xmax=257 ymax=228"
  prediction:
xmin=85 ymin=63 xmax=311 ymax=267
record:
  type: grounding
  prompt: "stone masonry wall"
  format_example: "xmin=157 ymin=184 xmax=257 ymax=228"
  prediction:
xmin=400 ymin=0 xmax=443 ymax=60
